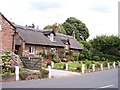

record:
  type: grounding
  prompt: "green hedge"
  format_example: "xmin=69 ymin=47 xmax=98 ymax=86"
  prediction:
xmin=54 ymin=63 xmax=65 ymax=70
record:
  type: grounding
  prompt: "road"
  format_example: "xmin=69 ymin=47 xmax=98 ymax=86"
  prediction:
xmin=2 ymin=68 xmax=118 ymax=89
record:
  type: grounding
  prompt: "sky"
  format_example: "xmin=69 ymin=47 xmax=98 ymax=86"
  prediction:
xmin=0 ymin=0 xmax=119 ymax=40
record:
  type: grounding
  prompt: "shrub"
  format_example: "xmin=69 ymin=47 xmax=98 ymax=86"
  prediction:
xmin=73 ymin=53 xmax=79 ymax=61
xmin=54 ymin=63 xmax=65 ymax=70
xmin=76 ymin=63 xmax=82 ymax=72
xmin=68 ymin=62 xmax=77 ymax=71
xmin=95 ymin=62 xmax=101 ymax=69
xmin=42 ymin=63 xmax=47 ymax=68
xmin=53 ymin=57 xmax=61 ymax=63
xmin=79 ymin=54 xmax=85 ymax=60
xmin=2 ymin=72 xmax=15 ymax=78
xmin=40 ymin=69 xmax=49 ymax=78
xmin=103 ymin=61 xmax=107 ymax=67
xmin=85 ymin=60 xmax=92 ymax=69
xmin=93 ymin=56 xmax=100 ymax=61
xmin=19 ymin=69 xmax=30 ymax=80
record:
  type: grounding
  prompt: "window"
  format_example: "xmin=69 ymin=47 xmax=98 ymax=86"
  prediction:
xmin=29 ymin=47 xmax=35 ymax=54
xmin=65 ymin=42 xmax=69 ymax=50
xmin=50 ymin=33 xmax=54 ymax=41
xmin=65 ymin=45 xmax=69 ymax=50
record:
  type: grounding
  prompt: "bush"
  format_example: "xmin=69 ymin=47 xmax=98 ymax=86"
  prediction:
xmin=93 ymin=56 xmax=100 ymax=61
xmin=42 ymin=63 xmax=47 ymax=68
xmin=68 ymin=62 xmax=77 ymax=71
xmin=85 ymin=60 xmax=92 ymax=69
xmin=19 ymin=69 xmax=30 ymax=80
xmin=103 ymin=61 xmax=108 ymax=67
xmin=79 ymin=54 xmax=85 ymax=60
xmin=95 ymin=62 xmax=101 ymax=69
xmin=40 ymin=69 xmax=49 ymax=78
xmin=54 ymin=63 xmax=65 ymax=70
xmin=76 ymin=63 xmax=82 ymax=72
xmin=53 ymin=57 xmax=61 ymax=63
xmin=2 ymin=72 xmax=15 ymax=78
xmin=73 ymin=53 xmax=79 ymax=61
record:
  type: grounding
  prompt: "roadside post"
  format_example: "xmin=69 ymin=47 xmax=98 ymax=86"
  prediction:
xmin=66 ymin=63 xmax=68 ymax=71
xmin=119 ymin=62 xmax=120 ymax=68
xmin=82 ymin=64 xmax=85 ymax=74
xmin=108 ymin=63 xmax=110 ymax=69
xmin=113 ymin=61 xmax=115 ymax=68
xmin=101 ymin=63 xmax=103 ymax=71
xmin=15 ymin=66 xmax=19 ymax=81
xmin=51 ymin=61 xmax=54 ymax=69
xmin=92 ymin=64 xmax=95 ymax=72
xmin=48 ymin=65 xmax=51 ymax=78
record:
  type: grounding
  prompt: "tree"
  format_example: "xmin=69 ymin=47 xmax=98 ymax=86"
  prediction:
xmin=44 ymin=24 xmax=66 ymax=34
xmin=62 ymin=17 xmax=89 ymax=41
xmin=90 ymin=35 xmax=120 ymax=57
xmin=80 ymin=41 xmax=93 ymax=60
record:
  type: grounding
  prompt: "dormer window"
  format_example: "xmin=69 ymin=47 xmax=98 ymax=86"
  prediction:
xmin=65 ymin=42 xmax=69 ymax=50
xmin=50 ymin=33 xmax=54 ymax=42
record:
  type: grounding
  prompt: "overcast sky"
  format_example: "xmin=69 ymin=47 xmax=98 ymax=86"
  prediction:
xmin=0 ymin=0 xmax=119 ymax=40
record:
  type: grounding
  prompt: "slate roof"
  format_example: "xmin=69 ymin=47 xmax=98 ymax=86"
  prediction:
xmin=14 ymin=24 xmax=83 ymax=50
xmin=14 ymin=24 xmax=63 ymax=47
xmin=55 ymin=33 xmax=83 ymax=50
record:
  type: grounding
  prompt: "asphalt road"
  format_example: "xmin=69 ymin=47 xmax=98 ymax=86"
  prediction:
xmin=2 ymin=68 xmax=118 ymax=89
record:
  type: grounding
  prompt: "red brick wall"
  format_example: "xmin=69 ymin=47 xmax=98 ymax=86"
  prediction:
xmin=24 ymin=44 xmax=63 ymax=56
xmin=0 ymin=15 xmax=15 ymax=51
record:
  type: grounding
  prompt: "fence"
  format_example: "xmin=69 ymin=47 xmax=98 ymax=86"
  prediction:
xmin=20 ymin=57 xmax=42 ymax=70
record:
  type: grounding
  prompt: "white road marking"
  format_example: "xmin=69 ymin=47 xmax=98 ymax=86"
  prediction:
xmin=91 ymin=85 xmax=114 ymax=90
xmin=99 ymin=85 xmax=114 ymax=88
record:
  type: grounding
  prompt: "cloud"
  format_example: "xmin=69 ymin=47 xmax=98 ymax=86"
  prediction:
xmin=29 ymin=1 xmax=63 ymax=10
xmin=0 ymin=0 xmax=119 ymax=40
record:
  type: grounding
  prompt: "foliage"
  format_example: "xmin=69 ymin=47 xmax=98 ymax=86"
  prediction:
xmin=79 ymin=54 xmax=85 ymax=60
xmin=19 ymin=68 xmax=30 ymax=80
xmin=73 ymin=53 xmax=79 ymax=61
xmin=93 ymin=56 xmax=100 ymax=61
xmin=44 ymin=23 xmax=66 ymax=34
xmin=40 ymin=69 xmax=49 ymax=78
xmin=80 ymin=40 xmax=92 ymax=50
xmin=95 ymin=62 xmax=101 ymax=69
xmin=76 ymin=63 xmax=82 ymax=72
xmin=1 ymin=50 xmax=22 ymax=74
xmin=53 ymin=57 xmax=61 ymax=63
xmin=62 ymin=17 xmax=89 ymax=41
xmin=90 ymin=35 xmax=120 ymax=57
xmin=68 ymin=62 xmax=77 ymax=71
xmin=84 ymin=60 xmax=92 ymax=69
xmin=54 ymin=63 xmax=65 ymax=70
xmin=2 ymin=72 xmax=15 ymax=78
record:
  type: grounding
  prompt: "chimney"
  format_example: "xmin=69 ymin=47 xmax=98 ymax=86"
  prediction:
xmin=72 ymin=31 xmax=75 ymax=39
xmin=54 ymin=23 xmax=58 ymax=33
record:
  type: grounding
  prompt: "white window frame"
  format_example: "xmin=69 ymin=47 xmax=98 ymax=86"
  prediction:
xmin=50 ymin=33 xmax=54 ymax=42
xmin=29 ymin=47 xmax=35 ymax=54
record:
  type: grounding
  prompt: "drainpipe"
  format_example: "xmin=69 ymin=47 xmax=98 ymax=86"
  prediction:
xmin=12 ymin=32 xmax=15 ymax=52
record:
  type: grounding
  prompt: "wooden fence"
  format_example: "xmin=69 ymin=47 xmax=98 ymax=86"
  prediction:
xmin=20 ymin=57 xmax=42 ymax=70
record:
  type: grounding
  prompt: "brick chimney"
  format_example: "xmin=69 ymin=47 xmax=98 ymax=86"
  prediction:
xmin=72 ymin=31 xmax=75 ymax=39
xmin=54 ymin=23 xmax=58 ymax=33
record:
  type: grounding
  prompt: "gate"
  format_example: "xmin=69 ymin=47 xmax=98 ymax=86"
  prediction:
xmin=20 ymin=57 xmax=42 ymax=70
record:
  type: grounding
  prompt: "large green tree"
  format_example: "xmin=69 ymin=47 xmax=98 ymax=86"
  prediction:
xmin=62 ymin=17 xmax=89 ymax=41
xmin=44 ymin=24 xmax=66 ymax=34
xmin=90 ymin=35 xmax=120 ymax=57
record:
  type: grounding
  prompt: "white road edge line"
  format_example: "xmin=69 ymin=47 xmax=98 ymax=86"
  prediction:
xmin=99 ymin=85 xmax=114 ymax=88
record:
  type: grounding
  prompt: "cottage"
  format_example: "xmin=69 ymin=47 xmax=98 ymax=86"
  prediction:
xmin=0 ymin=12 xmax=16 ymax=51
xmin=0 ymin=12 xmax=83 ymax=56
